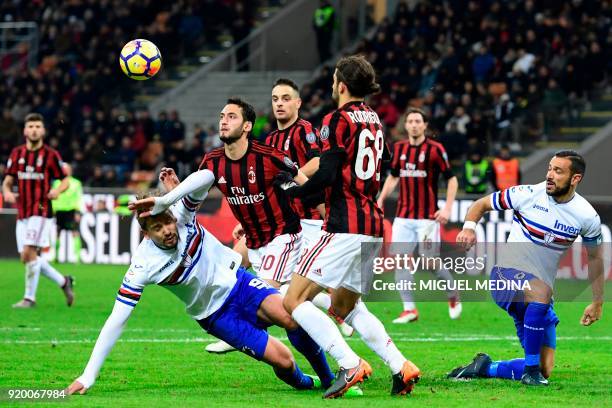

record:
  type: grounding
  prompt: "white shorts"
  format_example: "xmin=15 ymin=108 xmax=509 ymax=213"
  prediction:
xmin=248 ymin=233 xmax=302 ymax=284
xmin=16 ymin=216 xmax=52 ymax=253
xmin=297 ymin=231 xmax=383 ymax=295
xmin=300 ymin=219 xmax=324 ymax=247
xmin=391 ymin=218 xmax=440 ymax=257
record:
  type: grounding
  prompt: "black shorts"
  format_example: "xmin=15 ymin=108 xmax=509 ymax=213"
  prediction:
xmin=56 ymin=210 xmax=78 ymax=231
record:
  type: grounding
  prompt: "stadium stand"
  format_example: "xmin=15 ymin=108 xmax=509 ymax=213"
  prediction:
xmin=0 ymin=0 xmax=609 ymax=190
xmin=299 ymin=0 xmax=611 ymax=163
xmin=0 ymin=0 xmax=280 ymax=187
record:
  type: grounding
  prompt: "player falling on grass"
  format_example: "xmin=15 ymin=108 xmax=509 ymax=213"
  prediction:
xmin=377 ymin=107 xmax=461 ymax=323
xmin=66 ymin=169 xmax=336 ymax=395
xmin=2 ymin=113 xmax=74 ymax=308
xmin=277 ymin=55 xmax=420 ymax=398
xmin=196 ymin=98 xmax=343 ymax=392
xmin=448 ymin=150 xmax=604 ymax=386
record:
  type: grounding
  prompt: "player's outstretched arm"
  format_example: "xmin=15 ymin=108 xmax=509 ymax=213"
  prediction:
xmin=2 ymin=174 xmax=16 ymax=204
xmin=299 ymin=157 xmax=320 ymax=178
xmin=456 ymin=194 xmax=494 ymax=250
xmin=581 ymin=244 xmax=604 ymax=326
xmin=129 ymin=169 xmax=215 ymax=217
xmin=276 ymin=150 xmax=344 ymax=199
xmin=377 ymin=174 xmax=399 ymax=208
xmin=435 ymin=176 xmax=458 ymax=224
xmin=48 ymin=175 xmax=70 ymax=199
xmin=67 ymin=300 xmax=136 ymax=394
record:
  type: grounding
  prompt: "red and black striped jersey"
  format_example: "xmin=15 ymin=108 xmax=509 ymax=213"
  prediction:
xmin=5 ymin=144 xmax=66 ymax=219
xmin=265 ymin=117 xmax=321 ymax=220
xmin=389 ymin=138 xmax=454 ymax=219
xmin=199 ymin=140 xmax=301 ymax=249
xmin=319 ymin=101 xmax=386 ymax=237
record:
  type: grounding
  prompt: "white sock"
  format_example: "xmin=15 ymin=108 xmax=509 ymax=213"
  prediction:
xmin=312 ymin=291 xmax=332 ymax=310
xmin=345 ymin=301 xmax=407 ymax=374
xmin=24 ymin=259 xmax=42 ymax=301
xmin=292 ymin=301 xmax=360 ymax=368
xmin=395 ymin=268 xmax=416 ymax=310
xmin=39 ymin=257 xmax=66 ymax=287
xmin=435 ymin=268 xmax=459 ymax=299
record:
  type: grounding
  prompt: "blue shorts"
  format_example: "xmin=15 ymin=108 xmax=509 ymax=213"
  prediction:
xmin=490 ymin=266 xmax=559 ymax=349
xmin=198 ymin=267 xmax=279 ymax=360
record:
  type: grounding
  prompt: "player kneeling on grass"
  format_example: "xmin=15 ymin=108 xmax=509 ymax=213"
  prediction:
xmin=447 ymin=151 xmax=604 ymax=386
xmin=66 ymin=169 xmax=338 ymax=395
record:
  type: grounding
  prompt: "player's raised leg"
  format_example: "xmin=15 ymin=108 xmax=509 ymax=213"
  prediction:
xmin=332 ymin=287 xmax=420 ymax=396
xmin=284 ymin=273 xmax=371 ymax=398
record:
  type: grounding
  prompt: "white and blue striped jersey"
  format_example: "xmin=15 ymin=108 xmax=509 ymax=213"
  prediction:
xmin=490 ymin=182 xmax=602 ymax=287
xmin=116 ymin=195 xmax=242 ymax=320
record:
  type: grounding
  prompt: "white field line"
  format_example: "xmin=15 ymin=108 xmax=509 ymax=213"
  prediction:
xmin=3 ymin=335 xmax=612 ymax=345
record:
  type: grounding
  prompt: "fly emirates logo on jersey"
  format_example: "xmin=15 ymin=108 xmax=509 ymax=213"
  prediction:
xmin=18 ymin=165 xmax=45 ymax=180
xmin=400 ymin=162 xmax=427 ymax=178
xmin=226 ymin=186 xmax=265 ymax=205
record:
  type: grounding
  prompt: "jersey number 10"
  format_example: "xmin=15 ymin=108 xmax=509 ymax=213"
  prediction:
xmin=355 ymin=128 xmax=384 ymax=181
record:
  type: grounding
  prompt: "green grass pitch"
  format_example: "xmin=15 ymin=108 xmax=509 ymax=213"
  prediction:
xmin=1 ymin=260 xmax=610 ymax=407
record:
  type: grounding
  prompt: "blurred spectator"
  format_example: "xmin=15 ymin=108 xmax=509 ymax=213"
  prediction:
xmin=252 ymin=109 xmax=271 ymax=140
xmin=494 ymin=94 xmax=516 ymax=148
xmin=438 ymin=122 xmax=467 ymax=163
xmin=313 ymin=0 xmax=335 ymax=62
xmin=298 ymin=0 xmax=609 ymax=158
xmin=87 ymin=166 xmax=106 ymax=188
xmin=472 ymin=46 xmax=495 ymax=83
xmin=193 ymin=123 xmax=208 ymax=147
xmin=492 ymin=145 xmax=521 ymax=191
xmin=463 ymin=150 xmax=491 ymax=195
xmin=446 ymin=106 xmax=471 ymax=135
xmin=541 ymin=79 xmax=568 ymax=139
xmin=376 ymin=95 xmax=400 ymax=128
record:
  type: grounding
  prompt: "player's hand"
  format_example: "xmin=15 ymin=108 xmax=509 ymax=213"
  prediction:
xmin=274 ymin=171 xmax=298 ymax=196
xmin=159 ymin=167 xmax=180 ymax=191
xmin=580 ymin=302 xmax=603 ymax=326
xmin=128 ymin=196 xmax=167 ymax=217
xmin=376 ymin=198 xmax=384 ymax=209
xmin=3 ymin=190 xmax=16 ymax=204
xmin=66 ymin=380 xmax=88 ymax=395
xmin=434 ymin=207 xmax=451 ymax=225
xmin=232 ymin=223 xmax=245 ymax=240
xmin=47 ymin=188 xmax=60 ymax=200
xmin=456 ymin=229 xmax=477 ymax=250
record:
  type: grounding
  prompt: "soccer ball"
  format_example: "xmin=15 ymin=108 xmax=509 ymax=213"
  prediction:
xmin=119 ymin=39 xmax=162 ymax=80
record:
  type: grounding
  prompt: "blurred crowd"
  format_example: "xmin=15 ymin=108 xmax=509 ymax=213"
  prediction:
xmin=1 ymin=0 xmax=610 ymax=190
xmin=299 ymin=0 xmax=611 ymax=160
xmin=0 ymin=0 xmax=259 ymax=187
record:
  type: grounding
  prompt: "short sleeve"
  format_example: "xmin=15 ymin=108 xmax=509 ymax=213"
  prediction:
xmin=6 ymin=149 xmax=18 ymax=177
xmin=490 ymin=184 xmax=533 ymax=211
xmin=389 ymin=143 xmax=401 ymax=177
xmin=269 ymin=150 xmax=299 ymax=177
xmin=582 ymin=214 xmax=603 ymax=247
xmin=320 ymin=111 xmax=349 ymax=153
xmin=297 ymin=125 xmax=321 ymax=160
xmin=116 ymin=262 xmax=150 ymax=308
xmin=198 ymin=153 xmax=211 ymax=172
xmin=435 ymin=145 xmax=454 ymax=180
xmin=49 ymin=150 xmax=66 ymax=179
